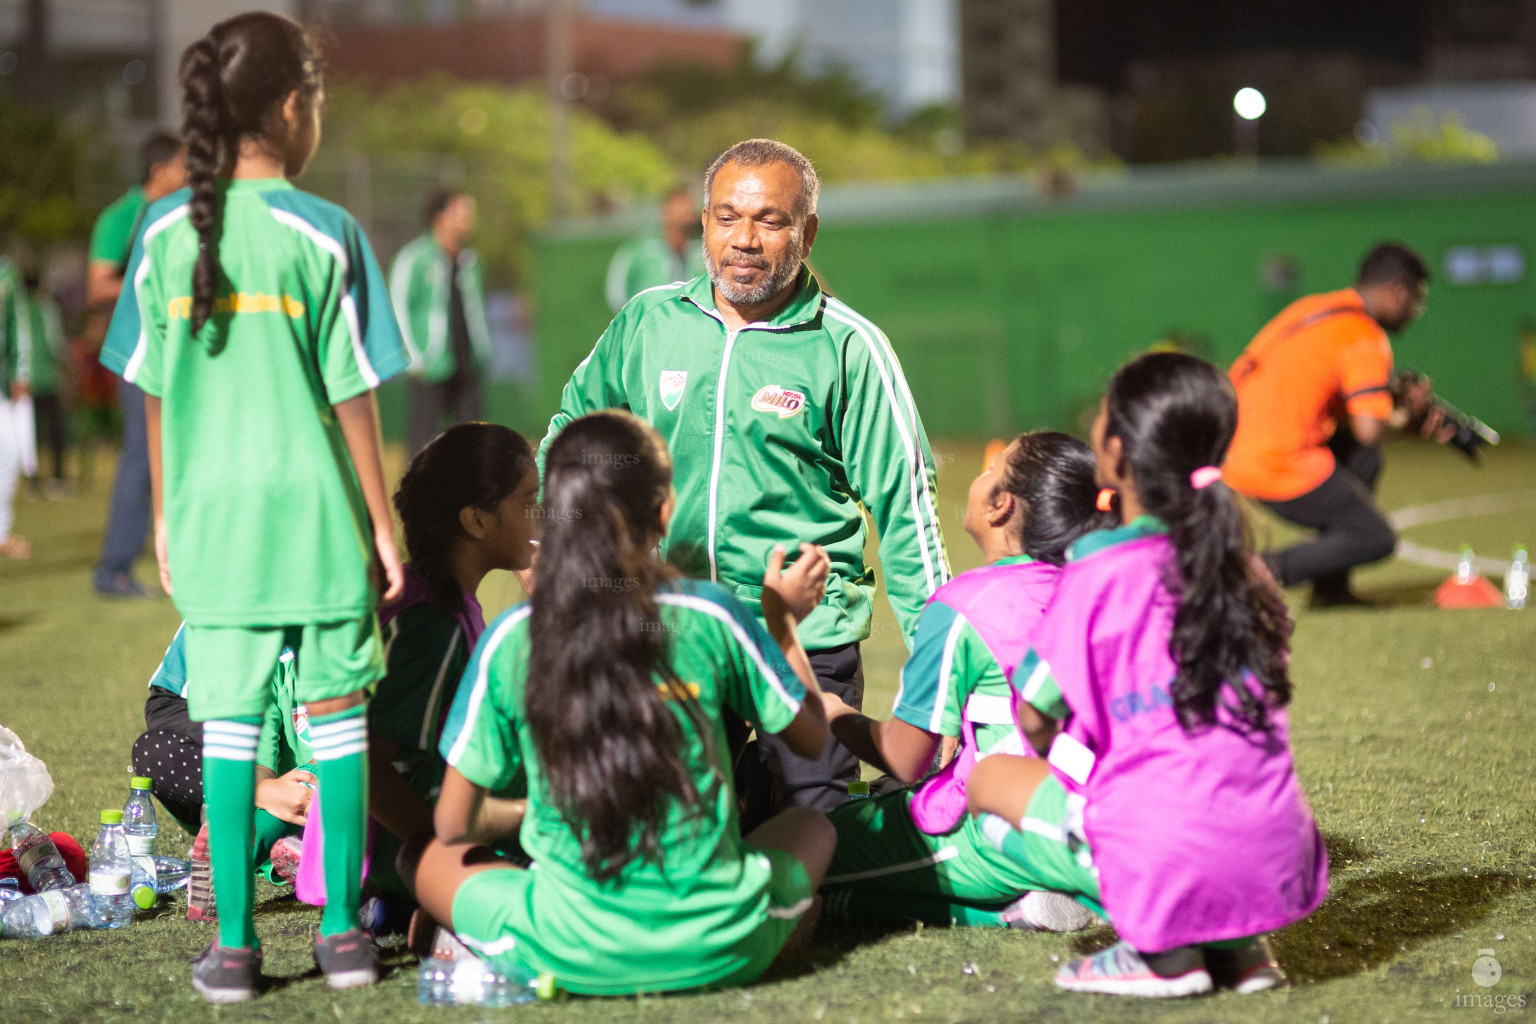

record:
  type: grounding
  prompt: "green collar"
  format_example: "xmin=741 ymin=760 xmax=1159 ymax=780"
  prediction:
xmin=991 ymin=553 xmax=1036 ymax=567
xmin=680 ymin=266 xmax=824 ymax=329
xmin=1066 ymin=515 xmax=1168 ymax=562
xmin=221 ymin=177 xmax=294 ymax=194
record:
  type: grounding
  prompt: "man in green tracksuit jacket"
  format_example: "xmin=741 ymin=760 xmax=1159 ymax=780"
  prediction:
xmin=390 ymin=188 xmax=494 ymax=456
xmin=539 ymin=139 xmax=950 ymax=814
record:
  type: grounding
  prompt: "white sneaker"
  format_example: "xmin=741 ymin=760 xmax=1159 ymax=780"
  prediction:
xmin=1000 ymin=889 xmax=1096 ymax=932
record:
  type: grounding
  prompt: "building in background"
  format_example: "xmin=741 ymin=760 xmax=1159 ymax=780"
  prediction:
xmin=0 ymin=0 xmax=157 ymax=127
xmin=307 ymin=0 xmax=961 ymax=117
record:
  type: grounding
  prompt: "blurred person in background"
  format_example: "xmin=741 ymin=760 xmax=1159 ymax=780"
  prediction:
xmin=1225 ymin=243 xmax=1452 ymax=606
xmin=0 ymin=250 xmax=27 ymax=558
xmin=392 ymin=188 xmax=493 ymax=458
xmin=20 ymin=266 xmax=69 ymax=497
xmin=87 ymin=132 xmax=186 ymax=597
xmin=605 ymin=186 xmax=705 ymax=313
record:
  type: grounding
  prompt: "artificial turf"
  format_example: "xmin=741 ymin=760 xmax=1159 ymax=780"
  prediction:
xmin=1 ymin=439 xmax=1532 ymax=1023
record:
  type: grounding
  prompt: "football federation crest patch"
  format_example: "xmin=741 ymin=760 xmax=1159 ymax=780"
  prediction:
xmin=751 ymin=384 xmax=807 ymax=418
xmin=659 ymin=370 xmax=687 ymax=411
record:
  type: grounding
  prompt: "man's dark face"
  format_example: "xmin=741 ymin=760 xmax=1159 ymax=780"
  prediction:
xmin=1378 ymin=279 xmax=1428 ymax=333
xmin=702 ymin=160 xmax=814 ymax=309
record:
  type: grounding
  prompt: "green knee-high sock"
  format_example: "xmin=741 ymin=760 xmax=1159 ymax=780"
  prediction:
xmin=822 ymin=886 xmax=1009 ymax=928
xmin=309 ymin=705 xmax=369 ymax=936
xmin=203 ymin=717 xmax=263 ymax=950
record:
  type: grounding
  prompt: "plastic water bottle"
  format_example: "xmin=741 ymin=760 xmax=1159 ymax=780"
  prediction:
xmin=89 ymin=811 xmax=133 ymax=928
xmin=847 ymin=779 xmax=871 ymax=801
xmin=1506 ymin=547 xmax=1529 ymax=610
xmin=417 ymin=957 xmax=557 ymax=1007
xmin=1456 ymin=545 xmax=1475 ymax=584
xmin=150 ymin=855 xmax=191 ymax=893
xmin=0 ymin=883 xmax=103 ymax=937
xmin=0 ymin=878 xmax=21 ymax=903
xmin=122 ymin=777 xmax=157 ymax=878
xmin=6 ymin=820 xmax=75 ymax=893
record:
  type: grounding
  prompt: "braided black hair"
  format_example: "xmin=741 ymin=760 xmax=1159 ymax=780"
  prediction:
xmin=178 ymin=12 xmax=321 ymax=333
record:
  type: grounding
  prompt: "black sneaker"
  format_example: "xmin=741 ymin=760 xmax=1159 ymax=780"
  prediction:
xmin=191 ymin=943 xmax=262 ymax=1003
xmin=314 ymin=928 xmax=379 ymax=989
xmin=1206 ymin=937 xmax=1285 ymax=993
xmin=94 ymin=572 xmax=150 ymax=599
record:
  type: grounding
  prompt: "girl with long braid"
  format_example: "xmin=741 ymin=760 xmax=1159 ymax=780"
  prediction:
xmin=100 ymin=12 xmax=409 ymax=1002
xmin=967 ymin=352 xmax=1327 ymax=998
xmin=404 ymin=411 xmax=838 ymax=995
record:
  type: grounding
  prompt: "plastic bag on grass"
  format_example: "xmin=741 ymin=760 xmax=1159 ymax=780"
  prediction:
xmin=0 ymin=725 xmax=55 ymax=826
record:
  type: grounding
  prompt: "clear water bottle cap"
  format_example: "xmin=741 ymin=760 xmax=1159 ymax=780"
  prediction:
xmin=130 ymin=777 xmax=153 ymax=790
xmin=100 ymin=810 xmax=123 ymax=825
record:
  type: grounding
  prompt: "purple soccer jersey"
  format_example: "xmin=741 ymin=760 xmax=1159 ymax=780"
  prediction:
xmin=1022 ymin=520 xmax=1328 ymax=953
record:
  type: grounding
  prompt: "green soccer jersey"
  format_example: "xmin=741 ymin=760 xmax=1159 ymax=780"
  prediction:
xmin=604 ymin=235 xmax=705 ymax=313
xmin=438 ymin=578 xmax=808 ymax=993
xmin=16 ymin=292 xmax=63 ymax=394
xmin=89 ymin=187 xmax=147 ymax=269
xmin=370 ymin=602 xmax=468 ymax=800
xmin=539 ymin=269 xmax=950 ymax=652
xmin=0 ymin=257 xmax=19 ymax=393
xmin=99 ymin=178 xmax=409 ymax=625
xmin=387 ymin=233 xmax=492 ymax=383
xmin=891 ymin=554 xmax=1035 ymax=755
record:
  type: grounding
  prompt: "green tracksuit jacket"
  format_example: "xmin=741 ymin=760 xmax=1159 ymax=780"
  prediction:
xmin=538 ymin=269 xmax=950 ymax=651
xmin=388 ymin=232 xmax=493 ymax=383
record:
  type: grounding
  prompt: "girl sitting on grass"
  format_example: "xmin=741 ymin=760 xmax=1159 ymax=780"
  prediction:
xmin=401 ymin=411 xmax=838 ymax=995
xmin=817 ymin=431 xmax=1114 ymax=931
xmin=968 ymin=352 xmax=1327 ymax=998
xmin=363 ymin=421 xmax=539 ymax=921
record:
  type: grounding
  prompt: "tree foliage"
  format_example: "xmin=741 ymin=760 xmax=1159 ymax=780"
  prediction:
xmin=0 ymin=96 xmax=91 ymax=245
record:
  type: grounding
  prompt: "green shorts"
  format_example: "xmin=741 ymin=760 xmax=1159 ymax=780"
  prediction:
xmin=823 ymin=788 xmax=1041 ymax=904
xmin=449 ymin=848 xmax=811 ymax=995
xmin=980 ymin=773 xmax=1103 ymax=912
xmin=184 ymin=618 xmax=383 ymax=721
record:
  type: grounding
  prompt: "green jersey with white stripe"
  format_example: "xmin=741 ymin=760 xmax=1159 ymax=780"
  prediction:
xmin=370 ymin=602 xmax=467 ymax=799
xmin=438 ymin=578 xmax=807 ymax=991
xmin=539 ymin=269 xmax=950 ymax=651
xmin=891 ymin=554 xmax=1034 ymax=755
xmin=99 ymin=178 xmax=409 ymax=625
xmin=387 ymin=233 xmax=492 ymax=383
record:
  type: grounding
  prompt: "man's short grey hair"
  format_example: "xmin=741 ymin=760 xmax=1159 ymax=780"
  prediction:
xmin=703 ymin=139 xmax=820 ymax=223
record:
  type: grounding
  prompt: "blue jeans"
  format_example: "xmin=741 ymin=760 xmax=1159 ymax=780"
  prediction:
xmin=94 ymin=377 xmax=151 ymax=583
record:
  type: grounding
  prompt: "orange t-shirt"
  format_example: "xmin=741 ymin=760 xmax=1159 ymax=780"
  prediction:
xmin=1225 ymin=289 xmax=1395 ymax=502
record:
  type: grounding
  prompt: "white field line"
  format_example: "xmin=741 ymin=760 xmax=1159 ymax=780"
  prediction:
xmin=1387 ymin=490 xmax=1536 ymax=576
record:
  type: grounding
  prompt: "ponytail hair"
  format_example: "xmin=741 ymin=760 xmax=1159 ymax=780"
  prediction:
xmin=993 ymin=430 xmax=1118 ymax=565
xmin=178 ymin=12 xmax=322 ymax=333
xmin=1102 ymin=352 xmax=1292 ymax=732
xmin=393 ymin=422 xmax=535 ymax=612
xmin=526 ymin=411 xmax=703 ymax=882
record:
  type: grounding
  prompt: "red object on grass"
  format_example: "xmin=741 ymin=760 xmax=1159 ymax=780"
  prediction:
xmin=1434 ymin=573 xmax=1505 ymax=609
xmin=0 ymin=832 xmax=89 ymax=893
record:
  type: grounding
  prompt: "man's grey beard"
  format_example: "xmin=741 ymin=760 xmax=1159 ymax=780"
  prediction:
xmin=705 ymin=242 xmax=804 ymax=307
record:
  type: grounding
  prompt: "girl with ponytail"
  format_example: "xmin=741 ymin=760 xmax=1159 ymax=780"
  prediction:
xmin=816 ymin=431 xmax=1114 ymax=931
xmin=364 ymin=423 xmax=537 ymax=908
xmin=98 ymin=11 xmax=410 ymax=1002
xmin=406 ymin=411 xmax=838 ymax=996
xmin=967 ymin=352 xmax=1326 ymax=999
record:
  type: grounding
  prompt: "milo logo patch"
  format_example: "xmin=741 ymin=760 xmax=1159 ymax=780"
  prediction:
xmin=751 ymin=385 xmax=807 ymax=418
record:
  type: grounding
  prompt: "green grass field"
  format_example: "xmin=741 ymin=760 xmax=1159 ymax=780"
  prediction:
xmin=2 ymin=439 xmax=1533 ymax=1023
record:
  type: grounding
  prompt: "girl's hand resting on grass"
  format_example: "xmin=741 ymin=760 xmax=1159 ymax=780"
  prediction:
xmin=762 ymin=542 xmax=830 ymax=625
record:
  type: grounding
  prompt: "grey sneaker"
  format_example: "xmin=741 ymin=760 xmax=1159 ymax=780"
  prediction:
xmin=1001 ymin=890 xmax=1096 ymax=932
xmin=314 ymin=928 xmax=379 ymax=989
xmin=191 ymin=943 xmax=262 ymax=1004
xmin=1055 ymin=941 xmax=1213 ymax=998
xmin=1206 ymin=937 xmax=1285 ymax=993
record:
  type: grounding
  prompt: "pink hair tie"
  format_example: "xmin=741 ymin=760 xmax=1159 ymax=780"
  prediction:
xmin=1190 ymin=466 xmax=1223 ymax=490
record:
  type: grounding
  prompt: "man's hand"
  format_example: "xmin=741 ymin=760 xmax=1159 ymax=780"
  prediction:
xmin=255 ymin=768 xmax=316 ymax=826
xmin=762 ymin=542 xmax=830 ymax=624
